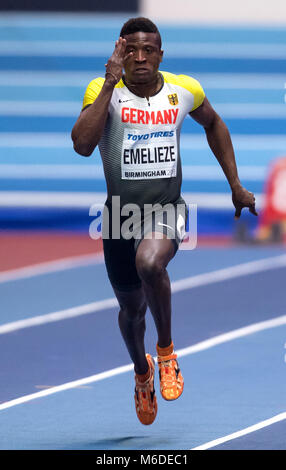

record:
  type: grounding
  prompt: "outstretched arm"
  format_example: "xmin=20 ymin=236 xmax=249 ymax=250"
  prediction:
xmin=190 ymin=97 xmax=258 ymax=219
xmin=71 ymin=37 xmax=132 ymax=156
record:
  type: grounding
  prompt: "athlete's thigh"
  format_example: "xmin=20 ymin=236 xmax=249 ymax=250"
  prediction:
xmin=135 ymin=235 xmax=175 ymax=271
xmin=134 ymin=201 xmax=186 ymax=268
xmin=103 ymin=236 xmax=142 ymax=292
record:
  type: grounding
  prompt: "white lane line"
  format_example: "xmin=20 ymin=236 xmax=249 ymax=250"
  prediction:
xmin=177 ymin=314 xmax=286 ymax=357
xmin=0 ymin=190 xmax=264 ymax=209
xmin=0 ymin=164 xmax=104 ymax=179
xmin=0 ymin=101 xmax=81 ymax=117
xmin=1 ymin=254 xmax=285 ymax=335
xmin=0 ymin=71 xmax=101 ymax=87
xmin=0 ymin=252 xmax=104 ymax=284
xmin=0 ymin=363 xmax=134 ymax=412
xmin=0 ymin=12 xmax=129 ymax=27
xmin=0 ymin=72 xmax=284 ymax=89
xmin=0 ymin=191 xmax=107 ymax=208
xmin=171 ymin=254 xmax=286 ymax=293
xmin=1 ymin=313 xmax=286 ymax=411
xmin=191 ymin=411 xmax=286 ymax=450
xmin=0 ymin=132 xmax=72 ymax=147
xmin=1 ymin=41 xmax=286 ymax=59
xmin=180 ymin=134 xmax=286 ymax=150
xmin=1 ymin=101 xmax=285 ymax=118
xmin=0 ymin=12 xmax=284 ymax=28
xmin=0 ymin=298 xmax=118 ymax=335
xmin=0 ymin=164 xmax=267 ymax=180
xmin=1 ymin=132 xmax=286 ymax=149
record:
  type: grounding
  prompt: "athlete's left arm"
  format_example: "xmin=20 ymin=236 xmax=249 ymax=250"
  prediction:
xmin=190 ymin=97 xmax=258 ymax=219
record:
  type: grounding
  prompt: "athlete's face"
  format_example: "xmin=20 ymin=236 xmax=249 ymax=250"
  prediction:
xmin=123 ymin=31 xmax=163 ymax=84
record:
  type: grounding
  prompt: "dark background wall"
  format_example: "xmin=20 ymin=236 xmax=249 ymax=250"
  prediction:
xmin=0 ymin=0 xmax=138 ymax=12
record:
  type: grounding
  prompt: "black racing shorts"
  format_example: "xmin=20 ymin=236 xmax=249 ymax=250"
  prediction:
xmin=102 ymin=198 xmax=188 ymax=292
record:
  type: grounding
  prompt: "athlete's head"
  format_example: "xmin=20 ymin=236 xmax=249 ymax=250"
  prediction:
xmin=120 ymin=17 xmax=163 ymax=84
xmin=120 ymin=17 xmax=162 ymax=49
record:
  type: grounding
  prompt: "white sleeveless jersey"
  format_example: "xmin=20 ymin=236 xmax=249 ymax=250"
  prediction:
xmin=82 ymin=71 xmax=205 ymax=208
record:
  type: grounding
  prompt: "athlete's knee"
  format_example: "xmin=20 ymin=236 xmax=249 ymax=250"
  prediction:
xmin=136 ymin=252 xmax=165 ymax=284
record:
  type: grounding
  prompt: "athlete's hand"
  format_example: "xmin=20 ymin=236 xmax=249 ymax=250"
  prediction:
xmin=232 ymin=184 xmax=258 ymax=219
xmin=105 ymin=37 xmax=133 ymax=85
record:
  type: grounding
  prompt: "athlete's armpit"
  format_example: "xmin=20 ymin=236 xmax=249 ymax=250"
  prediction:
xmin=189 ymin=97 xmax=219 ymax=129
xmin=81 ymin=104 xmax=92 ymax=113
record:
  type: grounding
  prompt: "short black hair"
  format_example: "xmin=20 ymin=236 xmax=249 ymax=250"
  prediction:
xmin=120 ymin=17 xmax=162 ymax=49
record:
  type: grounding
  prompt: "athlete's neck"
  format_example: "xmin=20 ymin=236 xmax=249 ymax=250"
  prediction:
xmin=123 ymin=72 xmax=163 ymax=99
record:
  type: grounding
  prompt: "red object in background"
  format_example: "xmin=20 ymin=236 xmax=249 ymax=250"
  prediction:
xmin=0 ymin=232 xmax=102 ymax=272
xmin=258 ymin=156 xmax=286 ymax=240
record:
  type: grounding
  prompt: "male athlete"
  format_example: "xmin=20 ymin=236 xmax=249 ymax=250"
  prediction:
xmin=71 ymin=17 xmax=257 ymax=425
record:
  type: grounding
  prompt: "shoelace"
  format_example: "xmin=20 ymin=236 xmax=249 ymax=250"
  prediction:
xmin=135 ymin=373 xmax=155 ymax=409
xmin=158 ymin=354 xmax=180 ymax=388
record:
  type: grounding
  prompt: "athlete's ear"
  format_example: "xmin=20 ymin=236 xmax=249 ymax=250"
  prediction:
xmin=159 ymin=50 xmax=164 ymax=63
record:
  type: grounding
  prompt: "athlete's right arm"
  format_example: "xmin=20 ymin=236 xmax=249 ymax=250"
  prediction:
xmin=71 ymin=37 xmax=131 ymax=157
xmin=71 ymin=78 xmax=115 ymax=156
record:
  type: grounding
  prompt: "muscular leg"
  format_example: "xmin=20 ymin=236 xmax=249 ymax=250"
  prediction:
xmin=114 ymin=286 xmax=149 ymax=375
xmin=135 ymin=234 xmax=176 ymax=349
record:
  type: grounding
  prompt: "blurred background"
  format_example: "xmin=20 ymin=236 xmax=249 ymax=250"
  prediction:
xmin=0 ymin=0 xmax=286 ymax=272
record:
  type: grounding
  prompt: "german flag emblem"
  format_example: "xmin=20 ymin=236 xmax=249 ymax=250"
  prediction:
xmin=168 ymin=93 xmax=178 ymax=105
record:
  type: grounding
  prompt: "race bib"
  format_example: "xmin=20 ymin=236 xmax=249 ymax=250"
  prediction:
xmin=121 ymin=128 xmax=178 ymax=180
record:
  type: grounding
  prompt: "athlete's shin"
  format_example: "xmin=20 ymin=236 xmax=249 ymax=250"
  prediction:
xmin=136 ymin=237 xmax=174 ymax=348
xmin=116 ymin=290 xmax=149 ymax=375
xmin=142 ymin=272 xmax=172 ymax=349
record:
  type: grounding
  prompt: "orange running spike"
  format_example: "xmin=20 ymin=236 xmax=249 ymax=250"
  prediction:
xmin=157 ymin=351 xmax=184 ymax=401
xmin=134 ymin=354 xmax=158 ymax=425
